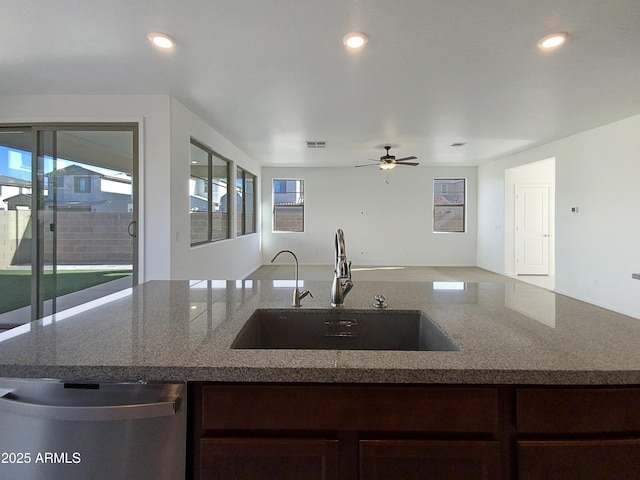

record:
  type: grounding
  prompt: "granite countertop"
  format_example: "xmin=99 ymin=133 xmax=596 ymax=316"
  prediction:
xmin=1 ymin=279 xmax=640 ymax=385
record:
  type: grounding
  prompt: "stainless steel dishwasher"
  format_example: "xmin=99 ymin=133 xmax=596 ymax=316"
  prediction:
xmin=0 ymin=378 xmax=186 ymax=480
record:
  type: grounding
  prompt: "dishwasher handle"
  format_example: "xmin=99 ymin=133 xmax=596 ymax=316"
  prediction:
xmin=0 ymin=383 xmax=183 ymax=422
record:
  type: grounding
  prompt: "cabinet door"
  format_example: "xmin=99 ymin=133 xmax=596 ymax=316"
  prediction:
xmin=518 ymin=439 xmax=640 ymax=480
xmin=517 ymin=388 xmax=640 ymax=434
xmin=200 ymin=438 xmax=339 ymax=480
xmin=201 ymin=385 xmax=499 ymax=433
xmin=360 ymin=440 xmax=500 ymax=480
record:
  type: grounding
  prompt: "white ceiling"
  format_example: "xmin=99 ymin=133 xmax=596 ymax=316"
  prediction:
xmin=3 ymin=0 xmax=640 ymax=167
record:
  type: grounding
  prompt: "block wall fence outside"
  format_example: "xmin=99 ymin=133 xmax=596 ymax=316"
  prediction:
xmin=0 ymin=210 xmax=32 ymax=268
xmin=190 ymin=212 xmax=230 ymax=244
xmin=273 ymin=209 xmax=303 ymax=232
xmin=0 ymin=211 xmax=132 ymax=267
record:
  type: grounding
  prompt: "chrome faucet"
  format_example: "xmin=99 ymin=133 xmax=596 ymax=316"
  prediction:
xmin=331 ymin=229 xmax=354 ymax=307
xmin=271 ymin=250 xmax=313 ymax=307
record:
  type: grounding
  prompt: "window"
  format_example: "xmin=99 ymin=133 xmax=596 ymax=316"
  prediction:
xmin=433 ymin=178 xmax=466 ymax=233
xmin=273 ymin=179 xmax=304 ymax=232
xmin=74 ymin=176 xmax=91 ymax=193
xmin=236 ymin=166 xmax=256 ymax=236
xmin=189 ymin=139 xmax=230 ymax=245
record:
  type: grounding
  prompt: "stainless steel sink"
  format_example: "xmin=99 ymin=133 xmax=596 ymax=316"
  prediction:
xmin=231 ymin=309 xmax=460 ymax=351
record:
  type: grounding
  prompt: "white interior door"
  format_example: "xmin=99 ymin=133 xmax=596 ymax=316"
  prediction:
xmin=515 ymin=185 xmax=550 ymax=275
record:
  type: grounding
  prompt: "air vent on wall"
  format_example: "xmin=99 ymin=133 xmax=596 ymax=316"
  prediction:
xmin=306 ymin=141 xmax=327 ymax=149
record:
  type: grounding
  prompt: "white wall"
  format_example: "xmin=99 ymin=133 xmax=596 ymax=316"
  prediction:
xmin=478 ymin=114 xmax=640 ymax=318
xmin=0 ymin=94 xmax=172 ymax=281
xmin=0 ymin=95 xmax=263 ymax=281
xmin=262 ymin=165 xmax=477 ymax=267
xmin=169 ymin=98 xmax=261 ymax=279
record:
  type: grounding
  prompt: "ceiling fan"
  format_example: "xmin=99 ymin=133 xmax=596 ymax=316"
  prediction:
xmin=355 ymin=145 xmax=419 ymax=170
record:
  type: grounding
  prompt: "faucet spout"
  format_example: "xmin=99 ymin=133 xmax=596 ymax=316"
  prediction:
xmin=271 ymin=250 xmax=313 ymax=307
xmin=331 ymin=229 xmax=354 ymax=307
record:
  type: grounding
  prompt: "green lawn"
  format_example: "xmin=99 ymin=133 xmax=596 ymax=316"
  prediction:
xmin=0 ymin=269 xmax=132 ymax=314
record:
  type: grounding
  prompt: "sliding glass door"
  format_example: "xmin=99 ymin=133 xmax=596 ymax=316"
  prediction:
xmin=0 ymin=127 xmax=34 ymax=327
xmin=0 ymin=124 xmax=138 ymax=327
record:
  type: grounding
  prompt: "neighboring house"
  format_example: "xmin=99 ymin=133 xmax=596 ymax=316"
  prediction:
xmin=0 ymin=174 xmax=31 ymax=211
xmin=190 ymin=194 xmax=208 ymax=212
xmin=3 ymin=193 xmax=32 ymax=210
xmin=189 ymin=174 xmax=209 ymax=212
xmin=219 ymin=192 xmax=243 ymax=213
xmin=189 ymin=174 xmax=223 ymax=211
xmin=273 ymin=179 xmax=304 ymax=205
xmin=435 ymin=179 xmax=465 ymax=205
xmin=44 ymin=165 xmax=132 ymax=212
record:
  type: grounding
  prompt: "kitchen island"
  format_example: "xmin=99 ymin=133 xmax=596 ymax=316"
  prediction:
xmin=0 ymin=279 xmax=639 ymax=384
xmin=2 ymin=279 xmax=640 ymax=480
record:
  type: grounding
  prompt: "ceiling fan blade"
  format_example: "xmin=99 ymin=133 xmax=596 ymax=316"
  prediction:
xmin=394 ymin=162 xmax=419 ymax=166
xmin=395 ymin=156 xmax=418 ymax=162
xmin=355 ymin=163 xmax=381 ymax=168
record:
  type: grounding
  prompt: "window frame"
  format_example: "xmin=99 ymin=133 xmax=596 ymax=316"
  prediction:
xmin=272 ymin=178 xmax=304 ymax=233
xmin=74 ymin=175 xmax=91 ymax=193
xmin=189 ymin=138 xmax=231 ymax=246
xmin=236 ymin=166 xmax=257 ymax=236
xmin=433 ymin=178 xmax=466 ymax=233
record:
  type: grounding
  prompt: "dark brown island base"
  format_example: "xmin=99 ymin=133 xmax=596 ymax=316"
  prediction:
xmin=190 ymin=383 xmax=640 ymax=480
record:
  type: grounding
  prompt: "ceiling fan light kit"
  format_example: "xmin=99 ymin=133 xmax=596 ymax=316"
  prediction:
xmin=354 ymin=145 xmax=419 ymax=170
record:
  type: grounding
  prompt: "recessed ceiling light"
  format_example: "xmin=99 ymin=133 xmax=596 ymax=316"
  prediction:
xmin=343 ymin=32 xmax=368 ymax=49
xmin=537 ymin=32 xmax=568 ymax=50
xmin=148 ymin=32 xmax=176 ymax=49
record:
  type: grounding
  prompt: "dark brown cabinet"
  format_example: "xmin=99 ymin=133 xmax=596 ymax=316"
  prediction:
xmin=191 ymin=383 xmax=640 ymax=480
xmin=518 ymin=439 xmax=640 ymax=480
xmin=516 ymin=387 xmax=640 ymax=434
xmin=200 ymin=438 xmax=339 ymax=480
xmin=516 ymin=387 xmax=640 ymax=480
xmin=360 ymin=440 xmax=500 ymax=480
xmin=192 ymin=384 xmax=503 ymax=480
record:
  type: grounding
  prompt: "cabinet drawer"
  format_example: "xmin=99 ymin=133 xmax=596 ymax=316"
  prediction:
xmin=518 ymin=439 xmax=640 ymax=480
xmin=201 ymin=385 xmax=499 ymax=433
xmin=200 ymin=438 xmax=339 ymax=480
xmin=517 ymin=387 xmax=640 ymax=433
xmin=361 ymin=440 xmax=500 ymax=480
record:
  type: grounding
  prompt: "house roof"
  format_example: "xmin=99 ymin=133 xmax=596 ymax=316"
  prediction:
xmin=0 ymin=175 xmax=31 ymax=188
xmin=45 ymin=165 xmax=103 ymax=177
xmin=3 ymin=193 xmax=31 ymax=205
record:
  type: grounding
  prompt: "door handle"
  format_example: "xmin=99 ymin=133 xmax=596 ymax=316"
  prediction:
xmin=127 ymin=220 xmax=137 ymax=238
